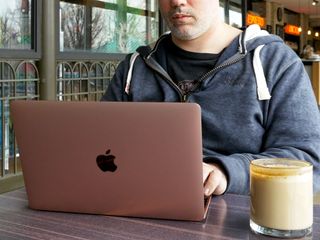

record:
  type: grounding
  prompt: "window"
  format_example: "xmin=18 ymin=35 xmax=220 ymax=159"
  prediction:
xmin=0 ymin=0 xmax=40 ymax=177
xmin=219 ymin=0 xmax=244 ymax=28
xmin=0 ymin=0 xmax=31 ymax=49
xmin=229 ymin=0 xmax=242 ymax=28
xmin=0 ymin=0 xmax=41 ymax=59
xmin=59 ymin=0 xmax=159 ymax=54
xmin=219 ymin=1 xmax=225 ymax=22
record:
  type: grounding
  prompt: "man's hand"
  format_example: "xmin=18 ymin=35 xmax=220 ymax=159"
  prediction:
xmin=203 ymin=163 xmax=227 ymax=197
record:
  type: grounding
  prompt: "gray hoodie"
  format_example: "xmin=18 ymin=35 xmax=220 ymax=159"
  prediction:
xmin=102 ymin=25 xmax=320 ymax=195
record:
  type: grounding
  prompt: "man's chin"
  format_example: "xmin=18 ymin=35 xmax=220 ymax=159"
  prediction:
xmin=171 ymin=30 xmax=201 ymax=41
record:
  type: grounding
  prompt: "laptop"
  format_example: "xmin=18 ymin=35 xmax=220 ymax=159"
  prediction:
xmin=10 ymin=100 xmax=211 ymax=221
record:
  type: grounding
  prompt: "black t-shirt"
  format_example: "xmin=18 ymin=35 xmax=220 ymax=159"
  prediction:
xmin=159 ymin=37 xmax=221 ymax=94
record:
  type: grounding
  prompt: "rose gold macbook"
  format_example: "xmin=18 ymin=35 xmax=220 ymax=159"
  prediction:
xmin=10 ymin=100 xmax=210 ymax=221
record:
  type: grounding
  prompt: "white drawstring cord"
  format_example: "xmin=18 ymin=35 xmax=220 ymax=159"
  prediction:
xmin=125 ymin=52 xmax=140 ymax=94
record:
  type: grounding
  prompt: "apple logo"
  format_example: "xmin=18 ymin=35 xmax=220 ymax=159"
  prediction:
xmin=96 ymin=149 xmax=117 ymax=172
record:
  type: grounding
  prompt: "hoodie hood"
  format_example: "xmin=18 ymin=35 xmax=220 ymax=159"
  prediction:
xmin=219 ymin=24 xmax=283 ymax=100
xmin=127 ymin=24 xmax=284 ymax=100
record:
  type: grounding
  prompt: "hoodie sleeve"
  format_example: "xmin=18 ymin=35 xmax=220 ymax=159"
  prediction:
xmin=205 ymin=46 xmax=320 ymax=195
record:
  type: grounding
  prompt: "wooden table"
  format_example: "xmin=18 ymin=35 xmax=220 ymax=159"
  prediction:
xmin=0 ymin=188 xmax=319 ymax=240
xmin=311 ymin=61 xmax=320 ymax=105
xmin=302 ymin=59 xmax=320 ymax=105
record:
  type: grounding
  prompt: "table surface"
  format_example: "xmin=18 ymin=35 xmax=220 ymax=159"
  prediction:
xmin=0 ymin=188 xmax=319 ymax=240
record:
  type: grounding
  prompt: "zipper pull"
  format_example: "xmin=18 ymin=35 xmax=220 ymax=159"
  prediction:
xmin=182 ymin=95 xmax=187 ymax=102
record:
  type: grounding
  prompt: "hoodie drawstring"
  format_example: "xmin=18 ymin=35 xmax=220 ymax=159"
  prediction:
xmin=253 ymin=45 xmax=271 ymax=100
xmin=240 ymin=24 xmax=271 ymax=100
xmin=125 ymin=52 xmax=139 ymax=95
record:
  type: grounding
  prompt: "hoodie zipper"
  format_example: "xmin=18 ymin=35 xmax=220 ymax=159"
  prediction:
xmin=144 ymin=55 xmax=185 ymax=101
xmin=144 ymin=37 xmax=247 ymax=102
xmin=147 ymin=52 xmax=246 ymax=102
xmin=183 ymin=52 xmax=247 ymax=100
xmin=144 ymin=53 xmax=246 ymax=102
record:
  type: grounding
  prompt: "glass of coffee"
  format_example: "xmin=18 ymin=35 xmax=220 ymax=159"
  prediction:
xmin=250 ymin=158 xmax=313 ymax=238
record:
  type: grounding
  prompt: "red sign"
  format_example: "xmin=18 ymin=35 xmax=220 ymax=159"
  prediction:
xmin=246 ymin=14 xmax=265 ymax=28
xmin=284 ymin=24 xmax=300 ymax=36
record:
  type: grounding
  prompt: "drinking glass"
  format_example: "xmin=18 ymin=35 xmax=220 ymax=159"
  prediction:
xmin=250 ymin=158 xmax=313 ymax=238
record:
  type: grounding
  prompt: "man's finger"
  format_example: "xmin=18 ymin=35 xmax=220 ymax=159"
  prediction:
xmin=204 ymin=168 xmax=227 ymax=196
xmin=204 ymin=171 xmax=219 ymax=197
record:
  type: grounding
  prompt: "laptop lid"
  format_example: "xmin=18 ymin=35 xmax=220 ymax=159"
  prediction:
xmin=11 ymin=100 xmax=207 ymax=221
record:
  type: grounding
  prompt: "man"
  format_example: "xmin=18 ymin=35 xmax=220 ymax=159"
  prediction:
xmin=102 ymin=0 xmax=320 ymax=196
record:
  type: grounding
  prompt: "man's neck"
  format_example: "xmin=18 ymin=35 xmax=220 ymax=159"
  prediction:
xmin=171 ymin=22 xmax=242 ymax=54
